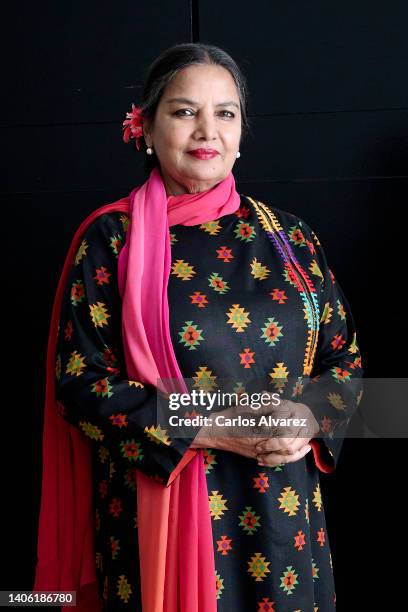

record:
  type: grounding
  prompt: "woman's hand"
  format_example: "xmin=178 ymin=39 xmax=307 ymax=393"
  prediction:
xmin=254 ymin=397 xmax=320 ymax=467
xmin=189 ymin=402 xmax=265 ymax=460
xmin=189 ymin=392 xmax=320 ymax=467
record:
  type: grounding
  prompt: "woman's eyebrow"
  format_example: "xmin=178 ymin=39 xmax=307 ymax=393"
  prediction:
xmin=165 ymin=97 xmax=239 ymax=109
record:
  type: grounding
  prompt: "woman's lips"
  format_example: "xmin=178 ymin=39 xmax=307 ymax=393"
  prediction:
xmin=187 ymin=149 xmax=219 ymax=159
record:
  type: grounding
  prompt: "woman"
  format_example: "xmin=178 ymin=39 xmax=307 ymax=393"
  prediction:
xmin=34 ymin=43 xmax=363 ymax=611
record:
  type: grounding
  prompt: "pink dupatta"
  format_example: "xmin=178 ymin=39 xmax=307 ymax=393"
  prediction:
xmin=33 ymin=166 xmax=241 ymax=611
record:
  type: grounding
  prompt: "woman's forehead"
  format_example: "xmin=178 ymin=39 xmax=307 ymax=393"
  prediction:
xmin=162 ymin=66 xmax=240 ymax=103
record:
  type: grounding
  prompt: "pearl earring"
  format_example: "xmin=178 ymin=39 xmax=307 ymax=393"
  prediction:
xmin=146 ymin=147 xmax=153 ymax=155
xmin=236 ymin=151 xmax=241 ymax=158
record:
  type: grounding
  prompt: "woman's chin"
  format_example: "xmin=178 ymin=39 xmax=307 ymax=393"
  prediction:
xmin=182 ymin=164 xmax=225 ymax=181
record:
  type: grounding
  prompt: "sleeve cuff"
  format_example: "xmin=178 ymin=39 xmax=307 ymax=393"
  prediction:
xmin=309 ymin=438 xmax=335 ymax=473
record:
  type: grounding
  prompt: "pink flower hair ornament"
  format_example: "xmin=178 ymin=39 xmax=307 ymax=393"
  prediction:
xmin=122 ymin=103 xmax=144 ymax=151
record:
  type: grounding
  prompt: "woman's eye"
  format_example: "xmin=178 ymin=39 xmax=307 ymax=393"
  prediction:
xmin=221 ymin=110 xmax=235 ymax=118
xmin=175 ymin=109 xmax=194 ymax=116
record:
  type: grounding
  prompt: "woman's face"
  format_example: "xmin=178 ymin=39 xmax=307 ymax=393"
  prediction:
xmin=143 ymin=64 xmax=242 ymax=196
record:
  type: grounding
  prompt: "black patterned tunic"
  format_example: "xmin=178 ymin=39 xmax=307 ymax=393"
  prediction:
xmin=55 ymin=193 xmax=363 ymax=611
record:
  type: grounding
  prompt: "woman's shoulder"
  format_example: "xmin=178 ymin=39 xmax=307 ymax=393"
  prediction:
xmin=239 ymin=193 xmax=317 ymax=239
xmin=79 ymin=208 xmax=130 ymax=246
xmin=67 ymin=208 xmax=131 ymax=269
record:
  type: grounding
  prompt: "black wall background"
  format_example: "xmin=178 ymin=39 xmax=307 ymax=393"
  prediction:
xmin=2 ymin=1 xmax=407 ymax=609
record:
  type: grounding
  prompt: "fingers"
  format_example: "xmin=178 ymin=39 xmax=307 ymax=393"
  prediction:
xmin=257 ymin=443 xmax=312 ymax=467
xmin=255 ymin=434 xmax=305 ymax=456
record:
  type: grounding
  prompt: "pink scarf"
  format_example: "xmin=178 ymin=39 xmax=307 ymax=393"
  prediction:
xmin=33 ymin=166 xmax=241 ymax=611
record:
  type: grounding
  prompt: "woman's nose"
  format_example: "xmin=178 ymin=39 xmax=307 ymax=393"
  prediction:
xmin=195 ymin=113 xmax=217 ymax=139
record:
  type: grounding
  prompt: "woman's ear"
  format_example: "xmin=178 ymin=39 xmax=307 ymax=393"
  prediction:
xmin=142 ymin=117 xmax=151 ymax=146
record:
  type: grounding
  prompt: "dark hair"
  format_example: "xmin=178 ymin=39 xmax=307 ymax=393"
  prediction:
xmin=132 ymin=42 xmax=252 ymax=175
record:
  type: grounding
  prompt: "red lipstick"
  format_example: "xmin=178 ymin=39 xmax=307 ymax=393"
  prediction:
xmin=187 ymin=148 xmax=219 ymax=159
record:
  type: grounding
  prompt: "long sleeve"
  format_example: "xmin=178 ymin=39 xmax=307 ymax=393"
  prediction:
xmin=55 ymin=211 xmax=197 ymax=486
xmin=296 ymin=219 xmax=364 ymax=472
